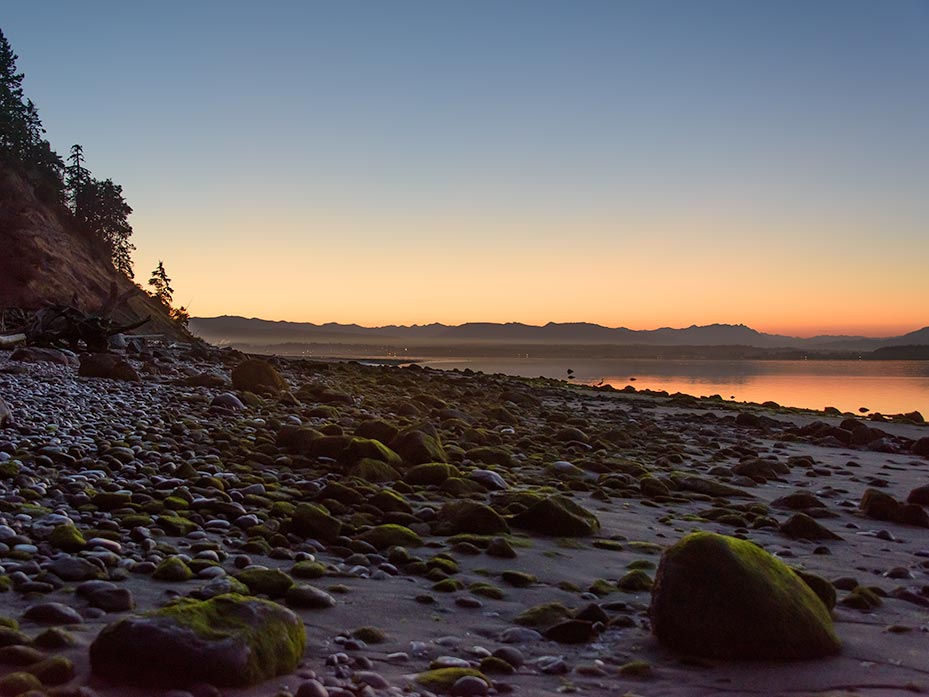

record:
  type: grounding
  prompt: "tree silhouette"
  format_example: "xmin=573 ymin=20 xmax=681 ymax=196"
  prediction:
xmin=0 ymin=28 xmax=62 ymax=197
xmin=148 ymin=261 xmax=173 ymax=306
xmin=66 ymin=144 xmax=91 ymax=212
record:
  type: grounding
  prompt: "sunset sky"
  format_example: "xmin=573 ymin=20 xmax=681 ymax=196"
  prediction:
xmin=4 ymin=2 xmax=928 ymax=337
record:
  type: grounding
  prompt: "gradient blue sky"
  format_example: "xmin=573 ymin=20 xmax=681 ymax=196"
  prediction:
xmin=3 ymin=1 xmax=928 ymax=335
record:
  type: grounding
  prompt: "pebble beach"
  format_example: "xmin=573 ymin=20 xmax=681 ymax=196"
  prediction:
xmin=0 ymin=342 xmax=927 ymax=697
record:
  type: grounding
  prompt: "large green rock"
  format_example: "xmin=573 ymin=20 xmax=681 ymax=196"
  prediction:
xmin=436 ymin=501 xmax=510 ymax=535
xmin=290 ymin=503 xmax=341 ymax=542
xmin=510 ymin=495 xmax=600 ymax=536
xmin=649 ymin=532 xmax=840 ymax=659
xmin=89 ymin=594 xmax=305 ymax=687
xmin=390 ymin=429 xmax=446 ymax=465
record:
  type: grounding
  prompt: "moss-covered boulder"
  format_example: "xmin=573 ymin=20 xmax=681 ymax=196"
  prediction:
xmin=510 ymin=495 xmax=600 ymax=536
xmin=234 ymin=568 xmax=294 ymax=598
xmin=231 ymin=359 xmax=286 ymax=394
xmin=290 ymin=503 xmax=341 ymax=543
xmin=404 ymin=462 xmax=460 ymax=486
xmin=649 ymin=532 xmax=840 ymax=659
xmin=89 ymin=594 xmax=305 ymax=687
xmin=357 ymin=524 xmax=423 ymax=549
xmin=47 ymin=524 xmax=86 ymax=553
xmin=436 ymin=501 xmax=510 ymax=535
xmin=390 ymin=429 xmax=447 ymax=465
xmin=350 ymin=459 xmax=401 ymax=483
xmin=415 ymin=667 xmax=488 ymax=692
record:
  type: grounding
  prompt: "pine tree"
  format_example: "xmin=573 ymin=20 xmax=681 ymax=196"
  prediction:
xmin=66 ymin=144 xmax=91 ymax=212
xmin=148 ymin=261 xmax=173 ymax=306
xmin=0 ymin=29 xmax=63 ymax=196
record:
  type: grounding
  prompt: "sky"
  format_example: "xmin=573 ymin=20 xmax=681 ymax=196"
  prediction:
xmin=3 ymin=1 xmax=928 ymax=337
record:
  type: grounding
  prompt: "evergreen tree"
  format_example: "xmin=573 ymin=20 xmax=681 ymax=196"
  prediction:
xmin=80 ymin=177 xmax=135 ymax=276
xmin=148 ymin=261 xmax=173 ymax=306
xmin=0 ymin=28 xmax=62 ymax=192
xmin=65 ymin=144 xmax=91 ymax=212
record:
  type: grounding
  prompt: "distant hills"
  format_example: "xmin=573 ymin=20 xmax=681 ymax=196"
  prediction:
xmin=189 ymin=316 xmax=929 ymax=353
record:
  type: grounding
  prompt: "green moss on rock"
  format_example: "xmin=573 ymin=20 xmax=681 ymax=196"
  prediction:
xmin=234 ymin=568 xmax=294 ymax=598
xmin=290 ymin=503 xmax=342 ymax=543
xmin=48 ymin=524 xmax=86 ymax=553
xmin=437 ymin=501 xmax=510 ymax=535
xmin=89 ymin=593 xmax=305 ymax=687
xmin=357 ymin=524 xmax=423 ymax=549
xmin=515 ymin=602 xmax=572 ymax=628
xmin=415 ymin=667 xmax=487 ymax=691
xmin=649 ymin=532 xmax=840 ymax=659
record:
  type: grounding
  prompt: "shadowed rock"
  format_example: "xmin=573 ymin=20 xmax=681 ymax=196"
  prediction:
xmin=89 ymin=593 xmax=305 ymax=687
xmin=649 ymin=532 xmax=840 ymax=659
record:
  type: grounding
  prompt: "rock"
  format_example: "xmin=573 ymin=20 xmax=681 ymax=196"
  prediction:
xmin=295 ymin=679 xmax=330 ymax=697
xmin=779 ymin=513 xmax=843 ymax=541
xmin=906 ymin=485 xmax=929 ymax=506
xmin=0 ymin=671 xmax=42 ymax=695
xmin=153 ymin=556 xmax=194 ymax=582
xmin=78 ymin=353 xmax=140 ymax=382
xmin=675 ymin=475 xmax=750 ymax=499
xmin=617 ymin=569 xmax=653 ymax=591
xmin=25 ymin=655 xmax=74 ymax=685
xmin=515 ymin=602 xmax=572 ymax=628
xmin=357 ymin=524 xmax=423 ymax=549
xmin=860 ymin=488 xmax=900 ymax=521
xmin=10 ymin=346 xmax=73 ymax=365
xmin=469 ymin=469 xmax=508 ymax=490
xmin=451 ymin=675 xmax=490 ymax=696
xmin=511 ymin=495 xmax=600 ymax=536
xmin=415 ymin=668 xmax=488 ymax=692
xmin=210 ymin=393 xmax=245 ymax=410
xmin=913 ymin=437 xmax=929 ymax=458
xmin=290 ymin=503 xmax=342 ymax=542
xmin=87 ymin=587 xmax=134 ymax=612
xmin=390 ymin=429 xmax=446 ymax=464
xmin=46 ymin=555 xmax=106 ymax=582
xmin=543 ymin=619 xmax=594 ymax=644
xmin=772 ymin=492 xmax=828 ymax=511
xmin=649 ymin=532 xmax=840 ymax=659
xmin=436 ymin=501 xmax=510 ymax=535
xmin=89 ymin=593 xmax=305 ymax=687
xmin=22 ymin=603 xmax=83 ymax=625
xmin=48 ymin=524 xmax=87 ymax=552
xmin=231 ymin=359 xmax=286 ymax=394
xmin=486 ymin=537 xmax=517 ymax=559
xmin=404 ymin=462 xmax=460 ymax=485
xmin=285 ymin=584 xmax=335 ymax=609
xmin=0 ymin=396 xmax=11 ymax=428
xmin=234 ymin=568 xmax=294 ymax=598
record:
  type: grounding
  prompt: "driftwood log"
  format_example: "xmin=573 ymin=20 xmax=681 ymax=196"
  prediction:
xmin=7 ymin=283 xmax=150 ymax=352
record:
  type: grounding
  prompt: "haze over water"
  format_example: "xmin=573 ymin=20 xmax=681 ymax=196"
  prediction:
xmin=420 ymin=358 xmax=929 ymax=415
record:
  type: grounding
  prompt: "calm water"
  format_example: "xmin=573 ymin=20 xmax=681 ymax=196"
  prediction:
xmin=417 ymin=358 xmax=929 ymax=415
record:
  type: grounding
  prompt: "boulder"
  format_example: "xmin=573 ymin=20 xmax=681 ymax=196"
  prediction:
xmin=78 ymin=353 xmax=140 ymax=382
xmin=231 ymin=359 xmax=286 ymax=394
xmin=913 ymin=438 xmax=929 ymax=458
xmin=89 ymin=593 xmax=305 ymax=687
xmin=390 ymin=429 xmax=446 ymax=465
xmin=649 ymin=532 xmax=840 ymax=659
xmin=859 ymin=488 xmax=900 ymax=521
xmin=290 ymin=504 xmax=341 ymax=543
xmin=510 ymin=495 xmax=599 ymax=536
xmin=436 ymin=501 xmax=510 ymax=535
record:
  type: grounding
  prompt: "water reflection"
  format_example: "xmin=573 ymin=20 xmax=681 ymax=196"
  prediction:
xmin=420 ymin=358 xmax=929 ymax=415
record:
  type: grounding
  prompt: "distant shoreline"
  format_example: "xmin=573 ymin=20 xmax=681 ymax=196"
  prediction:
xmin=222 ymin=341 xmax=929 ymax=362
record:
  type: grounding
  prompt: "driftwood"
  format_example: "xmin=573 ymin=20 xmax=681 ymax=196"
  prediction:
xmin=25 ymin=306 xmax=150 ymax=352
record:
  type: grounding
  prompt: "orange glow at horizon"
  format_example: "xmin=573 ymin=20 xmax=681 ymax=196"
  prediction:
xmin=131 ymin=207 xmax=928 ymax=340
